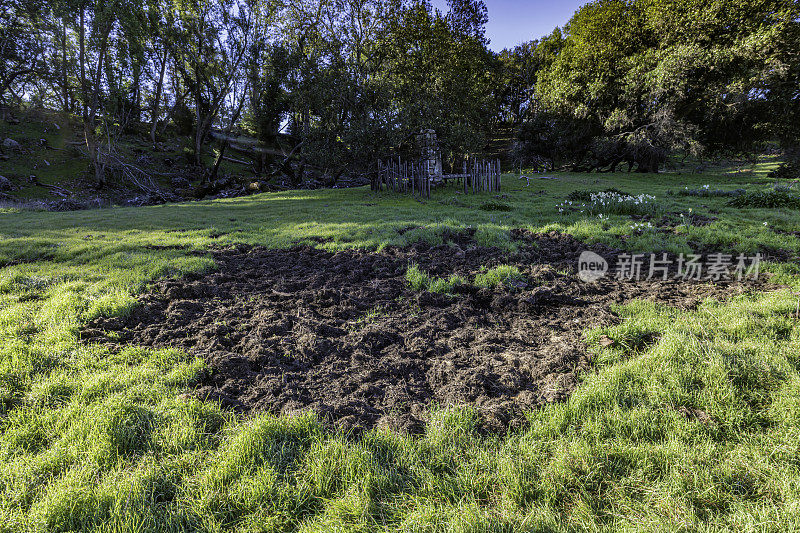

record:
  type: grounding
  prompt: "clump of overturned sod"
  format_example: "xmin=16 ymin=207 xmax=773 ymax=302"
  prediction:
xmin=474 ymin=264 xmax=524 ymax=289
xmin=406 ymin=263 xmax=466 ymax=294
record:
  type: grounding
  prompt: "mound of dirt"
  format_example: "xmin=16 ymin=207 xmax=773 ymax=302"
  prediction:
xmin=83 ymin=232 xmax=772 ymax=432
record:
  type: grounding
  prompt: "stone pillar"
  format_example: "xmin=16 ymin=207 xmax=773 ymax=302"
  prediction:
xmin=416 ymin=129 xmax=442 ymax=178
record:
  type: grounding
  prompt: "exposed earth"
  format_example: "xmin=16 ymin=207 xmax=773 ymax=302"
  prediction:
xmin=83 ymin=231 xmax=774 ymax=432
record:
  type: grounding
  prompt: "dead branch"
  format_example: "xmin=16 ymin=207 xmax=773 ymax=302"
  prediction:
xmin=30 ymin=177 xmax=72 ymax=195
xmin=222 ymin=155 xmax=250 ymax=165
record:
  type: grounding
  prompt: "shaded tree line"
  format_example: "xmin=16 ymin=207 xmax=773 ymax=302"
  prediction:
xmin=2 ymin=0 xmax=499 ymax=187
xmin=3 ymin=0 xmax=799 ymax=185
xmin=504 ymin=0 xmax=800 ymax=173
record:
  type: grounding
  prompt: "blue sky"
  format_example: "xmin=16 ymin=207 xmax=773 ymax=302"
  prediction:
xmin=430 ymin=0 xmax=586 ymax=51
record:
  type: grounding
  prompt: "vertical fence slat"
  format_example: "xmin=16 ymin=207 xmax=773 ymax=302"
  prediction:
xmin=377 ymin=157 xmax=500 ymax=196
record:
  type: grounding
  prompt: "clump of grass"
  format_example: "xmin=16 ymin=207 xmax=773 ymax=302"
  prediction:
xmin=727 ymin=189 xmax=800 ymax=208
xmin=474 ymin=264 xmax=524 ymax=289
xmin=474 ymin=225 xmax=515 ymax=250
xmin=84 ymin=289 xmax=138 ymax=321
xmin=674 ymin=185 xmax=745 ymax=197
xmin=100 ymin=400 xmax=155 ymax=461
xmin=478 ymin=202 xmax=511 ymax=212
xmin=406 ymin=264 xmax=466 ymax=294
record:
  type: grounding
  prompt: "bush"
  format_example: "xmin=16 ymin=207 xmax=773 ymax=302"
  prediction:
xmin=675 ymin=186 xmax=745 ymax=197
xmin=172 ymin=102 xmax=195 ymax=136
xmin=478 ymin=202 xmax=512 ymax=212
xmin=727 ymin=189 xmax=800 ymax=209
xmin=769 ymin=163 xmax=800 ymax=180
xmin=768 ymin=149 xmax=800 ymax=180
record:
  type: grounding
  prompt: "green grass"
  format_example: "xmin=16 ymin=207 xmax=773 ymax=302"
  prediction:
xmin=474 ymin=264 xmax=525 ymax=289
xmin=0 ymin=159 xmax=799 ymax=530
xmin=406 ymin=263 xmax=467 ymax=294
xmin=406 ymin=263 xmax=525 ymax=293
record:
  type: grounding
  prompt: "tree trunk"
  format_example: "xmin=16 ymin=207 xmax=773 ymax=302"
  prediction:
xmin=61 ymin=19 xmax=69 ymax=112
xmin=133 ymin=65 xmax=141 ymax=125
xmin=82 ymin=14 xmax=111 ymax=188
xmin=78 ymin=7 xmax=102 ymax=187
xmin=209 ymin=86 xmax=247 ymax=183
xmin=193 ymin=30 xmax=205 ymax=169
xmin=150 ymin=50 xmax=167 ymax=145
xmin=195 ymin=110 xmax=205 ymax=168
xmin=79 ymin=8 xmax=86 ymax=121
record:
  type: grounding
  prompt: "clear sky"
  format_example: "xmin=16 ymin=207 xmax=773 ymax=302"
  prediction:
xmin=430 ymin=0 xmax=586 ymax=51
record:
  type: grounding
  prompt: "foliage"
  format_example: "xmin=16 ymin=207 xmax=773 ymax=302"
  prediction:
xmin=675 ymin=185 xmax=746 ymax=198
xmin=478 ymin=201 xmax=511 ymax=212
xmin=727 ymin=189 xmax=800 ymax=209
xmin=0 ymin=0 xmax=48 ymax=107
xmin=4 ymin=0 xmax=798 ymax=185
xmin=516 ymin=0 xmax=800 ymax=172
xmin=2 ymin=0 xmax=501 ymax=186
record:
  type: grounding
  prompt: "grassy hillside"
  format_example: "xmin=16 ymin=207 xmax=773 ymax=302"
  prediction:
xmin=1 ymin=162 xmax=800 ymax=531
xmin=0 ymin=110 xmax=255 ymax=207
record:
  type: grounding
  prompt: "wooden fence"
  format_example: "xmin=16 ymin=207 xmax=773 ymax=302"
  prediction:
xmin=375 ymin=158 xmax=501 ymax=197
xmin=375 ymin=158 xmax=431 ymax=197
xmin=463 ymin=159 xmax=502 ymax=194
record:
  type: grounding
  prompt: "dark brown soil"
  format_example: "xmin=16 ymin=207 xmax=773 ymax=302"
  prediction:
xmin=83 ymin=232 xmax=773 ymax=433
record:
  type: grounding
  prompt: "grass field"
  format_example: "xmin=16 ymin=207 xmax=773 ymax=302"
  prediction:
xmin=1 ymin=160 xmax=800 ymax=531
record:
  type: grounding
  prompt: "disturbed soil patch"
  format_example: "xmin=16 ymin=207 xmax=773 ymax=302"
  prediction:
xmin=84 ymin=232 xmax=773 ymax=432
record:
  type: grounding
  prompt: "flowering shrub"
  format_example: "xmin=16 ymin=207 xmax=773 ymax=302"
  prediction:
xmin=566 ymin=188 xmax=626 ymax=202
xmin=558 ymin=191 xmax=660 ymax=217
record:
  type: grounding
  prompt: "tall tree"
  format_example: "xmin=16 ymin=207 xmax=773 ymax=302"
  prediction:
xmin=0 ymin=0 xmax=47 ymax=108
xmin=169 ymin=0 xmax=253 ymax=170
